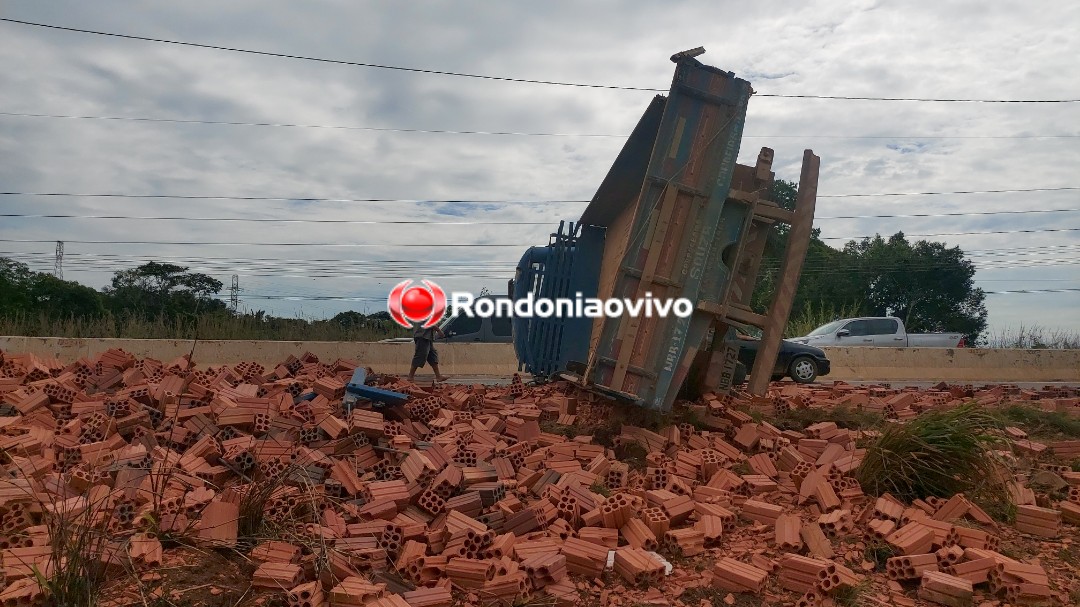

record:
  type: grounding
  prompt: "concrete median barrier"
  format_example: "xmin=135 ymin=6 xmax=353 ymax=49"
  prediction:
xmin=0 ymin=337 xmax=520 ymax=376
xmin=1 ymin=337 xmax=1077 ymax=382
xmin=820 ymin=346 xmax=1080 ymax=382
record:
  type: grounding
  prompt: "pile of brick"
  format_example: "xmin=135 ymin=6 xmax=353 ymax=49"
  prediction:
xmin=0 ymin=348 xmax=1077 ymax=607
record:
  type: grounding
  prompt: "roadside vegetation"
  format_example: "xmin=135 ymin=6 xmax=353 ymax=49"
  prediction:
xmin=855 ymin=403 xmax=1011 ymax=515
xmin=782 ymin=301 xmax=862 ymax=340
xmin=0 ymin=258 xmax=404 ymax=341
xmin=980 ymin=324 xmax=1080 ymax=349
xmin=0 ymin=310 xmax=403 ymax=341
xmin=994 ymin=404 xmax=1080 ymax=439
xmin=753 ymin=182 xmax=989 ymax=345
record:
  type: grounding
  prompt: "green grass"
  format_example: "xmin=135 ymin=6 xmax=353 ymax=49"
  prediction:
xmin=855 ymin=403 xmax=1010 ymax=511
xmin=994 ymin=404 xmax=1080 ymax=439
xmin=33 ymin=489 xmax=118 ymax=607
xmin=0 ymin=310 xmax=405 ymax=341
xmin=1057 ymin=545 xmax=1080 ymax=567
xmin=833 ymin=580 xmax=871 ymax=607
xmin=980 ymin=324 xmax=1080 ymax=349
xmin=539 ymin=419 xmax=582 ymax=440
xmin=862 ymin=540 xmax=895 ymax=570
xmin=614 ymin=442 xmax=648 ymax=472
xmin=784 ymin=300 xmax=863 ymax=339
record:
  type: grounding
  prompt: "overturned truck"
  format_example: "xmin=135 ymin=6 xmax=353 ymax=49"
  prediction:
xmin=511 ymin=48 xmax=819 ymax=412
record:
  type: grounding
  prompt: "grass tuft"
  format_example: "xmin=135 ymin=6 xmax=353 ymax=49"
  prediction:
xmin=614 ymin=442 xmax=648 ymax=471
xmin=833 ymin=580 xmax=871 ymax=607
xmin=994 ymin=404 xmax=1080 ymax=439
xmin=855 ymin=403 xmax=1010 ymax=510
xmin=34 ymin=488 xmax=119 ymax=607
xmin=863 ymin=539 xmax=895 ymax=570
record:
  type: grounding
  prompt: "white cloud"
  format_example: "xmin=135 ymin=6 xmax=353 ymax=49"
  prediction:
xmin=1 ymin=0 xmax=1077 ymax=329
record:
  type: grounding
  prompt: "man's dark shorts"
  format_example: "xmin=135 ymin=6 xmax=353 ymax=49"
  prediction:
xmin=412 ymin=338 xmax=438 ymax=368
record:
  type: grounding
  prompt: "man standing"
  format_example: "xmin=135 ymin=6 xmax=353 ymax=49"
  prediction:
xmin=408 ymin=322 xmax=449 ymax=383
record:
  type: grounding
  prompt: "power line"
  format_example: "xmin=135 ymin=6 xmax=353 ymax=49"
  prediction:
xmin=0 ymin=228 xmax=1075 ymax=248
xmin=984 ymin=288 xmax=1080 ymax=295
xmin=14 ymin=247 xmax=1072 ymax=267
xmin=6 ymin=245 xmax=1078 ymax=266
xmin=203 ymin=288 xmax=1080 ymax=302
xmin=3 ymin=207 xmax=1077 ymax=225
xmin=0 ymin=111 xmax=625 ymax=138
xmin=0 ymin=251 xmax=521 ymax=266
xmin=4 ymin=110 xmax=1079 ymax=140
xmin=816 ymin=228 xmax=1080 ymax=240
xmin=7 ymin=243 xmax=1068 ymax=262
xmin=760 ymin=260 xmax=1080 ymax=276
xmin=12 ymin=254 xmax=1076 ymax=282
xmin=20 ymin=243 xmax=1080 ymax=256
xmin=4 ymin=18 xmax=1079 ymax=103
xmin=12 ymin=255 xmax=1077 ymax=278
xmin=816 ymin=187 xmax=1080 ymax=199
xmin=0 ymin=192 xmax=588 ymax=204
xmin=816 ymin=209 xmax=1079 ymax=220
xmin=0 ymin=213 xmax=553 ymax=225
xmin=0 ymin=227 xmax=1076 ymax=248
xmin=0 ymin=18 xmax=659 ymax=93
xmin=0 ymin=238 xmax=522 ymax=247
xmin=2 ymin=186 xmax=1077 ymax=205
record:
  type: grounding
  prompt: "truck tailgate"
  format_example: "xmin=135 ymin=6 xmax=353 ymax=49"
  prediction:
xmin=584 ymin=58 xmax=753 ymax=410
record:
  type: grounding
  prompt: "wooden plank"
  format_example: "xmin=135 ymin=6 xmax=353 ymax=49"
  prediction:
xmin=747 ymin=150 xmax=819 ymax=396
xmin=753 ymin=203 xmax=796 ymax=224
xmin=610 ymin=184 xmax=681 ymax=388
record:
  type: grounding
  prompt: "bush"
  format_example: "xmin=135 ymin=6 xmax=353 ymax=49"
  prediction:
xmin=855 ymin=403 xmax=1009 ymax=507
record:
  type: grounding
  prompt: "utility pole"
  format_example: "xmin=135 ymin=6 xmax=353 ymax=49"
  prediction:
xmin=54 ymin=241 xmax=64 ymax=280
xmin=229 ymin=274 xmax=240 ymax=312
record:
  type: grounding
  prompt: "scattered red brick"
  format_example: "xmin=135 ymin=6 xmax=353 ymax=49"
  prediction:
xmin=0 ymin=348 xmax=1077 ymax=606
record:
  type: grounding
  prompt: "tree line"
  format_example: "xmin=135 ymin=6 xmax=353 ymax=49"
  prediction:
xmin=751 ymin=181 xmax=987 ymax=344
xmin=0 ymin=259 xmax=403 ymax=341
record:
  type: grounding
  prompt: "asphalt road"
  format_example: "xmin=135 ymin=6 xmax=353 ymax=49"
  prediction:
xmin=407 ymin=375 xmax=1080 ymax=389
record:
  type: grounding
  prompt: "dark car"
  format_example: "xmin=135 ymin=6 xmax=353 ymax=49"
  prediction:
xmin=729 ymin=334 xmax=831 ymax=384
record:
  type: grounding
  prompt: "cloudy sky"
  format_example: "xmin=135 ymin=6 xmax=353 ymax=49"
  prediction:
xmin=1 ymin=1 xmax=1077 ymax=335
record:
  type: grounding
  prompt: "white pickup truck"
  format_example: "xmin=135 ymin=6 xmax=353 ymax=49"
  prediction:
xmin=791 ymin=316 xmax=966 ymax=348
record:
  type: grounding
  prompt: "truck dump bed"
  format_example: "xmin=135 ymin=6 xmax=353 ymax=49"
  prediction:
xmin=513 ymin=49 xmax=819 ymax=411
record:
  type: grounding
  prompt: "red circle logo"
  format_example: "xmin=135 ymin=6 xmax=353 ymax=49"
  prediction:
xmin=387 ymin=280 xmax=447 ymax=329
xmin=401 ymin=287 xmax=435 ymax=322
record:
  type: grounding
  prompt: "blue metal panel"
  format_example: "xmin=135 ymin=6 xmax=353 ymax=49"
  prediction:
xmin=342 ymin=367 xmax=408 ymax=413
xmin=511 ymin=222 xmax=603 ymax=376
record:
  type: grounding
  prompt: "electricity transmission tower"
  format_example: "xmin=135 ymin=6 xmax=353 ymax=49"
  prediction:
xmin=229 ymin=274 xmax=241 ymax=312
xmin=54 ymin=241 xmax=64 ymax=279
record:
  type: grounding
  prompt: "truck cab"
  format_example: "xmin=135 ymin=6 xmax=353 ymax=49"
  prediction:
xmin=437 ymin=295 xmax=513 ymax=343
xmin=806 ymin=317 xmax=904 ymax=346
xmin=794 ymin=316 xmax=965 ymax=348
